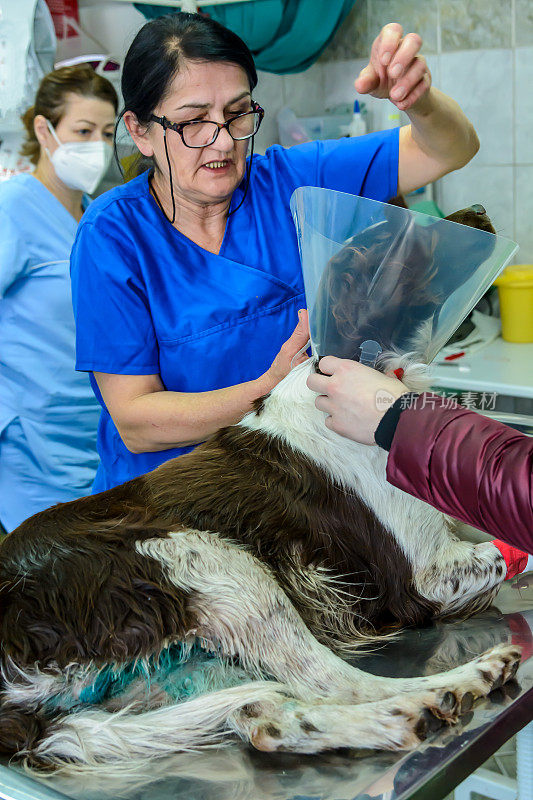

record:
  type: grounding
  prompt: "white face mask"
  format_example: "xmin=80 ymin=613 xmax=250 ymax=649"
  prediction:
xmin=46 ymin=120 xmax=113 ymax=194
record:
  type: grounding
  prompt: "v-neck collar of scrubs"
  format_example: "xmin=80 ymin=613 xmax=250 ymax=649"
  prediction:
xmin=140 ymin=170 xmax=298 ymax=296
xmin=26 ymin=173 xmax=86 ymax=228
xmin=144 ymin=169 xmax=242 ymax=258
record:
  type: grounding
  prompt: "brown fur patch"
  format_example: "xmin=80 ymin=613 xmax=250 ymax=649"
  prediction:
xmin=0 ymin=481 xmax=192 ymax=668
xmin=263 ymin=723 xmax=282 ymax=738
xmin=251 ymin=393 xmax=270 ymax=415
xmin=0 ymin=706 xmax=48 ymax=757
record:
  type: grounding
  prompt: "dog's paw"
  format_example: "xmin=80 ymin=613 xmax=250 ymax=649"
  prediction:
xmin=471 ymin=643 xmax=522 ymax=691
xmin=379 ymin=688 xmax=464 ymax=749
xmin=232 ymin=645 xmax=521 ymax=756
xmin=436 ymin=643 xmax=522 ymax=704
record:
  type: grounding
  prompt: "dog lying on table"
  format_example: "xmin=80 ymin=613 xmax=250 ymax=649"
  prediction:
xmin=0 ymin=204 xmax=521 ymax=773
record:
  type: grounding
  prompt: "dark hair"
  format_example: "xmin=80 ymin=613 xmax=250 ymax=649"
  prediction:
xmin=118 ymin=12 xmax=257 ymax=176
xmin=20 ymin=65 xmax=118 ymax=166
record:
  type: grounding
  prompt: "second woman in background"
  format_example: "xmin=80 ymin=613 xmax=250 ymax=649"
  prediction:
xmin=0 ymin=65 xmax=117 ymax=532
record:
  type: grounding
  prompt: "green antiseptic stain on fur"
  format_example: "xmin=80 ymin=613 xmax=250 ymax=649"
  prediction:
xmin=78 ymin=659 xmax=140 ymax=705
xmin=77 ymin=643 xmax=207 ymax=705
xmin=45 ymin=643 xmax=251 ymax=715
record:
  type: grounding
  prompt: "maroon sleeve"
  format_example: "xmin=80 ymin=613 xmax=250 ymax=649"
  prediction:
xmin=386 ymin=392 xmax=533 ymax=553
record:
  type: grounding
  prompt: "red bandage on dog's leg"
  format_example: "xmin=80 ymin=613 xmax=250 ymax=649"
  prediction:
xmin=393 ymin=368 xmax=404 ymax=381
xmin=492 ymin=540 xmax=531 ymax=579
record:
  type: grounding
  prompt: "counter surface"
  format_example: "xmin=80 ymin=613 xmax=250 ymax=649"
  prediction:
xmin=431 ymin=337 xmax=533 ymax=398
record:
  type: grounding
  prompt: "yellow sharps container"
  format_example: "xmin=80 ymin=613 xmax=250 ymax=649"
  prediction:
xmin=494 ymin=265 xmax=533 ymax=342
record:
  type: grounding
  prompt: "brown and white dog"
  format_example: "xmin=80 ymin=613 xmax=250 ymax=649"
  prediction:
xmin=0 ymin=207 xmax=521 ymax=773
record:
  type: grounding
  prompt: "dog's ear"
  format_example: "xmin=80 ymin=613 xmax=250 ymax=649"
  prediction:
xmin=316 ymin=244 xmax=377 ymax=359
xmin=436 ymin=204 xmax=497 ymax=286
xmin=444 ymin=204 xmax=496 ymax=234
xmin=387 ymin=194 xmax=409 ymax=209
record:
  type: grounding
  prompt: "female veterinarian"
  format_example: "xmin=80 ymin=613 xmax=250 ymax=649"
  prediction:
xmin=71 ymin=12 xmax=480 ymax=493
xmin=307 ymin=357 xmax=533 ymax=577
xmin=0 ymin=66 xmax=117 ymax=533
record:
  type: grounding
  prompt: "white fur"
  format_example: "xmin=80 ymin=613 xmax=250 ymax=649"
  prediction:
xmin=2 ymin=659 xmax=98 ymax=711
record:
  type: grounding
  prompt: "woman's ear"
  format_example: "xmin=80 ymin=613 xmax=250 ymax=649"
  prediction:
xmin=33 ymin=114 xmax=52 ymax=148
xmin=123 ymin=111 xmax=154 ymax=157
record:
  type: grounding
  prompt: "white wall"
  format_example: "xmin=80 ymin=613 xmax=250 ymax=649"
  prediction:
xmin=78 ymin=0 xmax=145 ymax=65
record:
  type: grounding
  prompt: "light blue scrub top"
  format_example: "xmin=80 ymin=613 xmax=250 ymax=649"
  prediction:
xmin=71 ymin=131 xmax=399 ymax=493
xmin=0 ymin=173 xmax=100 ymax=532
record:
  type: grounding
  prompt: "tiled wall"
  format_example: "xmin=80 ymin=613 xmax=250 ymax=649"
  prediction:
xmin=255 ymin=0 xmax=533 ymax=262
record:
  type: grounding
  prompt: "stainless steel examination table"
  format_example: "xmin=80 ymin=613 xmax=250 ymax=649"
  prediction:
xmin=1 ymin=578 xmax=532 ymax=800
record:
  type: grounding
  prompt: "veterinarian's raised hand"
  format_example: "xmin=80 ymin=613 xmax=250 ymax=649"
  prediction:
xmin=307 ymin=356 xmax=407 ymax=445
xmin=355 ymin=22 xmax=432 ymax=111
xmin=262 ymin=309 xmax=310 ymax=388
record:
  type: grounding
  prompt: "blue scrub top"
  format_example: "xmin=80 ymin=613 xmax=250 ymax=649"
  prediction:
xmin=0 ymin=174 xmax=100 ymax=532
xmin=71 ymin=131 xmax=399 ymax=492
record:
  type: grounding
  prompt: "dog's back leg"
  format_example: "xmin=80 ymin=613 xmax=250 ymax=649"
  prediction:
xmin=12 ymin=677 xmax=494 ymax=769
xmin=19 ymin=670 xmax=518 ymax=769
xmin=230 ymin=684 xmax=484 ymax=753
xmin=138 ymin=529 xmax=377 ymax=703
xmin=137 ymin=530 xmax=521 ymax=706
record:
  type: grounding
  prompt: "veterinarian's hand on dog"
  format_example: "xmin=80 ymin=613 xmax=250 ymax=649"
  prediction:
xmin=307 ymin=356 xmax=407 ymax=445
xmin=355 ymin=22 xmax=431 ymax=111
xmin=262 ymin=309 xmax=310 ymax=389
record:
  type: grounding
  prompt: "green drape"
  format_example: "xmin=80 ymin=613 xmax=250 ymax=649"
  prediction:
xmin=134 ymin=0 xmax=357 ymax=74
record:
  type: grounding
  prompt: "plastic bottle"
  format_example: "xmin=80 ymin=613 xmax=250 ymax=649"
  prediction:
xmin=346 ymin=100 xmax=367 ymax=137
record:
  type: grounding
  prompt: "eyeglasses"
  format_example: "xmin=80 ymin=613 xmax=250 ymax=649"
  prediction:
xmin=150 ymin=102 xmax=264 ymax=149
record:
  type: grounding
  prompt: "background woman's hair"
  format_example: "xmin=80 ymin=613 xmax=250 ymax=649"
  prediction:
xmin=119 ymin=12 xmax=257 ymax=177
xmin=20 ymin=65 xmax=119 ymax=165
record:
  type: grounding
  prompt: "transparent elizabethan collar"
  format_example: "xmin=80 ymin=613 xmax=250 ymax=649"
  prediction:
xmin=290 ymin=187 xmax=518 ymax=365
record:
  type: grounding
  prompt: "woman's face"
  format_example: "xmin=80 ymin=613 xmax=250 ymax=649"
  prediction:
xmin=44 ymin=93 xmax=116 ymax=151
xmin=134 ymin=61 xmax=253 ymax=208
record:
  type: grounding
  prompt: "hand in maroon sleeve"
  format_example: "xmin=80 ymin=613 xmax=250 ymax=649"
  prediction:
xmin=386 ymin=393 xmax=533 ymax=553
